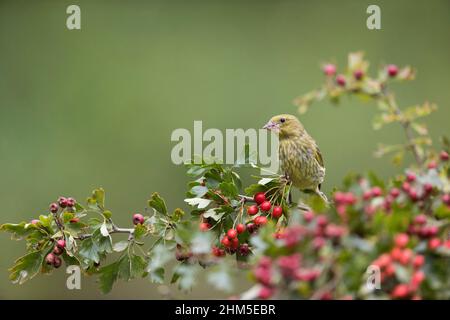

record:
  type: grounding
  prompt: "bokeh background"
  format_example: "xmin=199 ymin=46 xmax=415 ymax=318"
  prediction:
xmin=1 ymin=0 xmax=449 ymax=299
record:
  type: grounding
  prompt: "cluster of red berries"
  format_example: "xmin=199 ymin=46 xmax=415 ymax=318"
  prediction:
xmin=253 ymin=253 xmax=322 ymax=300
xmin=247 ymin=192 xmax=283 ymax=222
xmin=45 ymin=239 xmax=66 ymax=269
xmin=322 ymin=63 xmax=400 ymax=88
xmin=48 ymin=197 xmax=76 ymax=214
xmin=372 ymin=233 xmax=426 ymax=299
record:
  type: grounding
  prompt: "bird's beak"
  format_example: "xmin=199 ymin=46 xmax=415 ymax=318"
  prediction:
xmin=263 ymin=120 xmax=280 ymax=133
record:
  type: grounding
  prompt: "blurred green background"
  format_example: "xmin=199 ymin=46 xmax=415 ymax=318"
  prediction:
xmin=1 ymin=0 xmax=449 ymax=299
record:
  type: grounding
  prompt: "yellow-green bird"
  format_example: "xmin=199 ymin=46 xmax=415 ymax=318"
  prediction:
xmin=263 ymin=114 xmax=327 ymax=203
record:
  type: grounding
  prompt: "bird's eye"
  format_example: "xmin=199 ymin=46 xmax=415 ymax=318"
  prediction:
xmin=280 ymin=118 xmax=286 ymax=123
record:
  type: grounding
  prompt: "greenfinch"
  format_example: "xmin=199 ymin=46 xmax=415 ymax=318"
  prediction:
xmin=263 ymin=114 xmax=327 ymax=202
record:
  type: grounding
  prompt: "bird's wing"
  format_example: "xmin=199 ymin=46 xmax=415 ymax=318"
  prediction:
xmin=315 ymin=146 xmax=324 ymax=167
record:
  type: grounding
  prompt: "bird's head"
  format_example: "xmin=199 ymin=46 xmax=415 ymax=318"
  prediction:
xmin=263 ymin=114 xmax=304 ymax=138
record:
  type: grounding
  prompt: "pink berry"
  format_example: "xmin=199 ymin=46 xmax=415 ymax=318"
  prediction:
xmin=56 ymin=239 xmax=66 ymax=249
xmin=335 ymin=74 xmax=346 ymax=86
xmin=440 ymin=151 xmax=449 ymax=161
xmin=258 ymin=286 xmax=273 ymax=299
xmin=390 ymin=188 xmax=400 ymax=198
xmin=58 ymin=197 xmax=68 ymax=208
xmin=442 ymin=194 xmax=450 ymax=205
xmin=49 ymin=203 xmax=59 ymax=214
xmin=391 ymin=284 xmax=409 ymax=299
xmin=132 ymin=213 xmax=144 ymax=225
xmin=53 ymin=256 xmax=62 ymax=268
xmin=199 ymin=222 xmax=210 ymax=232
xmin=66 ymin=197 xmax=76 ymax=207
xmin=406 ymin=172 xmax=416 ymax=182
xmin=394 ymin=233 xmax=409 ymax=248
xmin=413 ymin=214 xmax=427 ymax=225
xmin=387 ymin=64 xmax=398 ymax=77
xmin=423 ymin=183 xmax=433 ymax=194
xmin=371 ymin=187 xmax=382 ymax=197
xmin=323 ymin=64 xmax=336 ymax=76
xmin=303 ymin=211 xmax=314 ymax=222
xmin=353 ymin=70 xmax=364 ymax=80
xmin=428 ymin=161 xmax=437 ymax=169
xmin=428 ymin=238 xmax=441 ymax=250
xmin=45 ymin=253 xmax=56 ymax=265
xmin=412 ymin=255 xmax=425 ymax=269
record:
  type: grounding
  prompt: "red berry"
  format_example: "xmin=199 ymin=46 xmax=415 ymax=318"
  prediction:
xmin=247 ymin=205 xmax=259 ymax=216
xmin=375 ymin=254 xmax=391 ymax=268
xmin=221 ymin=236 xmax=231 ymax=247
xmin=390 ymin=188 xmax=400 ymax=198
xmin=390 ymin=247 xmax=403 ymax=261
xmin=387 ymin=64 xmax=398 ymax=77
xmin=236 ymin=224 xmax=246 ymax=234
xmin=353 ymin=70 xmax=364 ymax=80
xmin=271 ymin=206 xmax=283 ymax=218
xmin=45 ymin=253 xmax=56 ymax=265
xmin=442 ymin=194 xmax=450 ymax=205
xmin=31 ymin=219 xmax=40 ymax=225
xmin=230 ymin=237 xmax=239 ymax=249
xmin=304 ymin=211 xmax=314 ymax=222
xmin=212 ymin=246 xmax=225 ymax=257
xmin=66 ymin=197 xmax=76 ymax=207
xmin=335 ymin=74 xmax=346 ymax=86
xmin=132 ymin=213 xmax=144 ymax=225
xmin=344 ymin=192 xmax=357 ymax=205
xmin=399 ymin=249 xmax=413 ymax=265
xmin=440 ymin=151 xmax=449 ymax=161
xmin=199 ymin=222 xmax=210 ymax=232
xmin=258 ymin=286 xmax=273 ymax=299
xmin=371 ymin=186 xmax=382 ymax=197
xmin=412 ymin=255 xmax=425 ymax=269
xmin=69 ymin=217 xmax=80 ymax=223
xmin=411 ymin=271 xmax=425 ymax=288
xmin=227 ymin=229 xmax=237 ymax=239
xmin=49 ymin=203 xmax=59 ymax=214
xmin=413 ymin=214 xmax=427 ymax=225
xmin=317 ymin=216 xmax=328 ymax=228
xmin=312 ymin=237 xmax=325 ymax=250
xmin=391 ymin=284 xmax=409 ymax=299
xmin=254 ymin=192 xmax=266 ymax=205
xmin=56 ymin=239 xmax=66 ymax=249
xmin=254 ymin=216 xmax=268 ymax=226
xmin=53 ymin=245 xmax=63 ymax=256
xmin=363 ymin=190 xmax=372 ymax=200
xmin=238 ymin=243 xmax=250 ymax=256
xmin=246 ymin=223 xmax=257 ymax=234
xmin=402 ymin=182 xmax=411 ymax=192
xmin=409 ymin=189 xmax=418 ymax=202
xmin=425 ymin=225 xmax=438 ymax=237
xmin=428 ymin=238 xmax=441 ymax=250
xmin=323 ymin=64 xmax=336 ymax=76
xmin=428 ymin=161 xmax=437 ymax=169
xmin=259 ymin=201 xmax=272 ymax=212
xmin=53 ymin=256 xmax=62 ymax=268
xmin=406 ymin=172 xmax=416 ymax=182
xmin=423 ymin=183 xmax=433 ymax=194
xmin=58 ymin=197 xmax=68 ymax=208
xmin=394 ymin=233 xmax=409 ymax=248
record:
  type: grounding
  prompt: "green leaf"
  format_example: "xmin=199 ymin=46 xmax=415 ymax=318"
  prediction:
xmin=149 ymin=267 xmax=165 ymax=284
xmin=9 ymin=245 xmax=51 ymax=284
xmin=100 ymin=222 xmax=109 ymax=237
xmin=148 ymin=192 xmax=168 ymax=215
xmin=93 ymin=188 xmax=105 ymax=208
xmin=79 ymin=238 xmax=101 ymax=264
xmin=134 ymin=224 xmax=147 ymax=240
xmin=190 ymin=186 xmax=208 ymax=198
xmin=218 ymin=182 xmax=238 ymax=198
xmin=202 ymin=208 xmax=225 ymax=221
xmin=207 ymin=264 xmax=233 ymax=292
xmin=184 ymin=197 xmax=212 ymax=209
xmin=0 ymin=222 xmax=34 ymax=240
xmin=98 ymin=261 xmax=120 ymax=294
xmin=102 ymin=210 xmax=112 ymax=219
xmin=113 ymin=241 xmax=129 ymax=252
